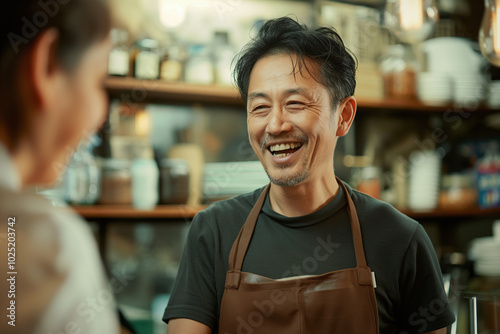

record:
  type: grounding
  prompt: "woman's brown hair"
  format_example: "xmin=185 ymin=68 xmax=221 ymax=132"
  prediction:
xmin=0 ymin=0 xmax=111 ymax=148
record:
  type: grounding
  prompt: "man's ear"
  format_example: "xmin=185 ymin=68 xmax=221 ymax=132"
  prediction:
xmin=336 ymin=96 xmax=357 ymax=137
xmin=26 ymin=28 xmax=61 ymax=113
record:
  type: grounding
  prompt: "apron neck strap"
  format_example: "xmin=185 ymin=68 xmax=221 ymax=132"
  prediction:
xmin=228 ymin=178 xmax=369 ymax=271
xmin=228 ymin=183 xmax=271 ymax=271
xmin=337 ymin=178 xmax=368 ymax=269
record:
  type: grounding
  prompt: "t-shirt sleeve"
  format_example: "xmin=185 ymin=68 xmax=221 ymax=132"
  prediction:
xmin=163 ymin=210 xmax=218 ymax=331
xmin=397 ymin=224 xmax=455 ymax=333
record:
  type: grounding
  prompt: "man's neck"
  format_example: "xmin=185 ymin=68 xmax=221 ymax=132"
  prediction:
xmin=268 ymin=173 xmax=339 ymax=217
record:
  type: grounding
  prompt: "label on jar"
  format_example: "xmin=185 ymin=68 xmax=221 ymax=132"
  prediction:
xmin=135 ymin=51 xmax=160 ymax=79
xmin=108 ymin=49 xmax=130 ymax=76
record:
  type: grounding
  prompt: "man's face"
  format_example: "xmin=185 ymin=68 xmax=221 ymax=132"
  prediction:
xmin=247 ymin=54 xmax=340 ymax=187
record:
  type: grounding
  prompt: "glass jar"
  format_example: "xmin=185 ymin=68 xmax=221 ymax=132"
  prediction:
xmin=132 ymin=39 xmax=160 ymax=80
xmin=64 ymin=139 xmax=100 ymax=205
xmin=108 ymin=28 xmax=130 ymax=77
xmin=380 ymin=44 xmax=418 ymax=99
xmin=160 ymin=159 xmax=190 ymax=205
xmin=99 ymin=159 xmax=132 ymax=205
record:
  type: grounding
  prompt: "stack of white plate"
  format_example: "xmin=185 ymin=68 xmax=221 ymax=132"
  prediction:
xmin=487 ymin=81 xmax=500 ymax=108
xmin=452 ymin=74 xmax=489 ymax=105
xmin=203 ymin=161 xmax=269 ymax=202
xmin=417 ymin=73 xmax=453 ymax=106
xmin=469 ymin=221 xmax=500 ymax=276
xmin=408 ymin=150 xmax=442 ymax=211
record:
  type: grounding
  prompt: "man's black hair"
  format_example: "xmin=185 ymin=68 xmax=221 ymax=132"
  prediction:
xmin=233 ymin=16 xmax=357 ymax=108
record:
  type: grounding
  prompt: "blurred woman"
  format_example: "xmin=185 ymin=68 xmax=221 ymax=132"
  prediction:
xmin=0 ymin=1 xmax=119 ymax=333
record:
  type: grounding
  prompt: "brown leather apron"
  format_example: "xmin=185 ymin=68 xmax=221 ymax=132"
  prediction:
xmin=218 ymin=179 xmax=379 ymax=334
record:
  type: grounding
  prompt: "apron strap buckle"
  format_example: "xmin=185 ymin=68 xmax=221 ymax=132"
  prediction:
xmin=225 ymin=271 xmax=242 ymax=289
xmin=357 ymin=267 xmax=373 ymax=286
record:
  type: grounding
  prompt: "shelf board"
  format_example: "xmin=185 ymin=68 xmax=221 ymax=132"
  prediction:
xmin=72 ymin=204 xmax=206 ymax=220
xmin=73 ymin=203 xmax=500 ymax=221
xmin=105 ymin=77 xmax=500 ymax=113
xmin=398 ymin=207 xmax=500 ymax=219
xmin=105 ymin=77 xmax=243 ymax=106
xmin=356 ymin=98 xmax=499 ymax=113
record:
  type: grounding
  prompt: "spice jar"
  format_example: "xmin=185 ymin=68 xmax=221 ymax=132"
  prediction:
xmin=380 ymin=44 xmax=418 ymax=99
xmin=132 ymin=38 xmax=160 ymax=80
xmin=160 ymin=159 xmax=190 ymax=205
xmin=99 ymin=159 xmax=132 ymax=205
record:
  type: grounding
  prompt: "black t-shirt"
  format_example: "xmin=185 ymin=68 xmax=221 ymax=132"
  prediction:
xmin=163 ymin=181 xmax=455 ymax=333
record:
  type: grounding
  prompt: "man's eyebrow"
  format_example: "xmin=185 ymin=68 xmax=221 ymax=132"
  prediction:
xmin=247 ymin=88 xmax=309 ymax=101
xmin=247 ymin=92 xmax=268 ymax=101
xmin=284 ymin=87 xmax=308 ymax=96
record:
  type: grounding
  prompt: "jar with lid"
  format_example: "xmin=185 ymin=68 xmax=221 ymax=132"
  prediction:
xmin=99 ymin=159 xmax=132 ymax=205
xmin=160 ymin=159 xmax=190 ymax=205
xmin=132 ymin=38 xmax=160 ymax=80
xmin=108 ymin=28 xmax=130 ymax=77
xmin=379 ymin=44 xmax=418 ymax=99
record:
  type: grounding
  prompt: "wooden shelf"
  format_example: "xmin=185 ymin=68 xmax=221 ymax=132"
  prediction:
xmin=355 ymin=98 xmax=495 ymax=113
xmin=399 ymin=207 xmax=500 ymax=219
xmin=72 ymin=204 xmax=206 ymax=220
xmin=72 ymin=204 xmax=500 ymax=221
xmin=105 ymin=77 xmax=500 ymax=113
xmin=105 ymin=77 xmax=243 ymax=106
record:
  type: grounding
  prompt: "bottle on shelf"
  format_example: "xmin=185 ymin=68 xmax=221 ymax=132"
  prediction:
xmin=160 ymin=42 xmax=186 ymax=83
xmin=184 ymin=44 xmax=214 ymax=85
xmin=212 ymin=31 xmax=236 ymax=86
xmin=108 ymin=28 xmax=130 ymax=77
xmin=131 ymin=157 xmax=159 ymax=210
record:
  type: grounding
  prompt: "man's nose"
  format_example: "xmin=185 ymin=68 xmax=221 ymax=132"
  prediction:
xmin=266 ymin=106 xmax=293 ymax=135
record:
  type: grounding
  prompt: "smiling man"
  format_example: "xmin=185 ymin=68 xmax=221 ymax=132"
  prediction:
xmin=164 ymin=17 xmax=455 ymax=334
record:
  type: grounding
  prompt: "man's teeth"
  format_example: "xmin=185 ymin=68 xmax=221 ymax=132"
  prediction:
xmin=269 ymin=143 xmax=301 ymax=152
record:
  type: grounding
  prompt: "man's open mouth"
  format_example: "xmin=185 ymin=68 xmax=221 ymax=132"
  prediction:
xmin=268 ymin=142 xmax=304 ymax=158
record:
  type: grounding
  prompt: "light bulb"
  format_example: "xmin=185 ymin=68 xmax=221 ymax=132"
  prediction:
xmin=158 ymin=0 xmax=186 ymax=28
xmin=479 ymin=0 xmax=500 ymax=67
xmin=384 ymin=0 xmax=439 ymax=44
